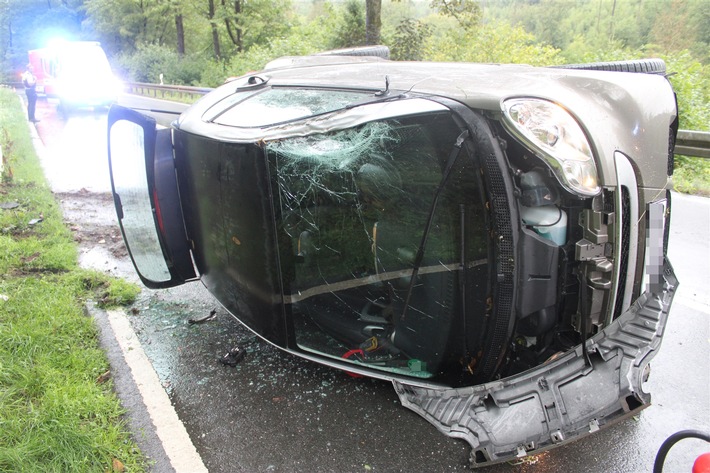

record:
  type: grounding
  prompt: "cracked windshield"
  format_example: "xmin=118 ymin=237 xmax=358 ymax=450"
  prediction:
xmin=267 ymin=111 xmax=490 ymax=381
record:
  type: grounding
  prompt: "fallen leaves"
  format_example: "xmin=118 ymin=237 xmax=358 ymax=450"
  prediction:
xmin=111 ymin=457 xmax=125 ymax=472
xmin=21 ymin=252 xmax=40 ymax=264
xmin=97 ymin=370 xmax=111 ymax=385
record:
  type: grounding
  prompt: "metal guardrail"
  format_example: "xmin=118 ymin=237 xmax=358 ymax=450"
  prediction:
xmin=123 ymin=82 xmax=212 ymax=103
xmin=6 ymin=80 xmax=213 ymax=103
xmin=675 ymin=130 xmax=710 ymax=159
xmin=7 ymin=79 xmax=710 ymax=159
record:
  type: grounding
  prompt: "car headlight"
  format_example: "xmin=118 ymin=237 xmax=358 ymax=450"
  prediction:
xmin=502 ymin=98 xmax=600 ymax=197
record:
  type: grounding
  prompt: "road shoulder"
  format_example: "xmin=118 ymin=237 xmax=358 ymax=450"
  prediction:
xmin=92 ymin=303 xmax=208 ymax=473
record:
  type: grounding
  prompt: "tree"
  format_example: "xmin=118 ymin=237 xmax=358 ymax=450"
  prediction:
xmin=330 ymin=1 xmax=366 ymax=49
xmin=223 ymin=0 xmax=244 ymax=52
xmin=649 ymin=0 xmax=696 ymax=53
xmin=366 ymin=0 xmax=382 ymax=45
xmin=0 ymin=0 xmax=87 ymax=77
xmin=176 ymin=13 xmax=186 ymax=56
xmin=689 ymin=0 xmax=710 ymax=63
xmin=237 ymin=0 xmax=293 ymax=51
xmin=200 ymin=0 xmax=291 ymax=57
xmin=207 ymin=0 xmax=222 ymax=58
xmin=391 ymin=18 xmax=431 ymax=61
xmin=424 ymin=20 xmax=562 ymax=66
xmin=431 ymin=0 xmax=481 ymax=30
xmin=167 ymin=0 xmax=188 ymax=57
xmin=83 ymin=0 xmax=174 ymax=54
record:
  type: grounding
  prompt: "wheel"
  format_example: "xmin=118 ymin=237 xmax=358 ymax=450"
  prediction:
xmin=552 ymin=58 xmax=666 ymax=74
xmin=315 ymin=45 xmax=390 ymax=59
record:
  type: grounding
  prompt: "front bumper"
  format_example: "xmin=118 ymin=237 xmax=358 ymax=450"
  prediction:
xmin=394 ymin=201 xmax=678 ymax=467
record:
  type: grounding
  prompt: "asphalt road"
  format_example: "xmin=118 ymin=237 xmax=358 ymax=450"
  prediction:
xmin=29 ymin=93 xmax=710 ymax=473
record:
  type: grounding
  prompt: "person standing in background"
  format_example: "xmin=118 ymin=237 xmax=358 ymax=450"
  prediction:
xmin=22 ymin=64 xmax=38 ymax=123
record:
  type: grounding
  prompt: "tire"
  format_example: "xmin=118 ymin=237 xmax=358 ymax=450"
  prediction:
xmin=552 ymin=58 xmax=666 ymax=74
xmin=315 ymin=45 xmax=390 ymax=60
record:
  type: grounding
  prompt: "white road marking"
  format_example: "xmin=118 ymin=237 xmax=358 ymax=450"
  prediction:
xmin=107 ymin=309 xmax=208 ymax=473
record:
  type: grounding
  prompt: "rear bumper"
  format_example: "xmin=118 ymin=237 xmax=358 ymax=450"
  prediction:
xmin=394 ymin=200 xmax=678 ymax=467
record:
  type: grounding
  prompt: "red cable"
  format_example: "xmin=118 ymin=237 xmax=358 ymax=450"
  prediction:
xmin=341 ymin=349 xmax=364 ymax=378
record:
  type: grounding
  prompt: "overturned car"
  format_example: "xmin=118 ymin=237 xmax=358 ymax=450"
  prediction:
xmin=107 ymin=52 xmax=678 ymax=466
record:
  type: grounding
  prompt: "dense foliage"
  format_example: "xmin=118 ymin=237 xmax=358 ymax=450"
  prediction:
xmin=0 ymin=1 xmax=705 ymax=115
xmin=0 ymin=0 xmax=708 ymax=189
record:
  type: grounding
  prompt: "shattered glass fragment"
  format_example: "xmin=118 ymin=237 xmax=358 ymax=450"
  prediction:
xmin=265 ymin=112 xmax=490 ymax=383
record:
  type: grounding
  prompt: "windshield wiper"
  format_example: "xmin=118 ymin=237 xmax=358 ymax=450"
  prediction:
xmin=399 ymin=129 xmax=470 ymax=323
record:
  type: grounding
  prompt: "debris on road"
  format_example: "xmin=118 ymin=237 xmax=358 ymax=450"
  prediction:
xmin=219 ymin=345 xmax=246 ymax=367
xmin=188 ymin=308 xmax=217 ymax=325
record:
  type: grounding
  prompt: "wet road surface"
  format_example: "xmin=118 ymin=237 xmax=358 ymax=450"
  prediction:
xmin=29 ymin=93 xmax=710 ymax=472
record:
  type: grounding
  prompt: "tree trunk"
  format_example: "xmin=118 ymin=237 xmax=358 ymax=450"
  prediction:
xmin=175 ymin=14 xmax=185 ymax=56
xmin=223 ymin=0 xmax=243 ymax=52
xmin=211 ymin=24 xmax=221 ymax=59
xmin=208 ymin=0 xmax=221 ymax=59
xmin=365 ymin=0 xmax=381 ymax=45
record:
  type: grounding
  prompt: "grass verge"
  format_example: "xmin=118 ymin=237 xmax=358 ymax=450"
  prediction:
xmin=673 ymin=155 xmax=710 ymax=196
xmin=0 ymin=86 xmax=145 ymax=472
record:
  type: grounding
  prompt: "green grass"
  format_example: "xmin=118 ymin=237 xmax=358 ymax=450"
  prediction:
xmin=0 ymin=87 xmax=146 ymax=472
xmin=673 ymin=155 xmax=710 ymax=196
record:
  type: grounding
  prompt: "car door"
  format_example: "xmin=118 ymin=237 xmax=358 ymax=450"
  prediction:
xmin=107 ymin=105 xmax=196 ymax=288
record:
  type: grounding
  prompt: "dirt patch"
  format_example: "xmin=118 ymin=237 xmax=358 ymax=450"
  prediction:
xmin=54 ymin=190 xmax=133 ymax=274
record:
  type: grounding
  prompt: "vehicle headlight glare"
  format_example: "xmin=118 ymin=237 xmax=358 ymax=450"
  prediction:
xmin=503 ymin=98 xmax=600 ymax=196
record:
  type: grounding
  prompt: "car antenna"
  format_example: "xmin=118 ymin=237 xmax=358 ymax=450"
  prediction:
xmin=375 ymin=75 xmax=390 ymax=97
